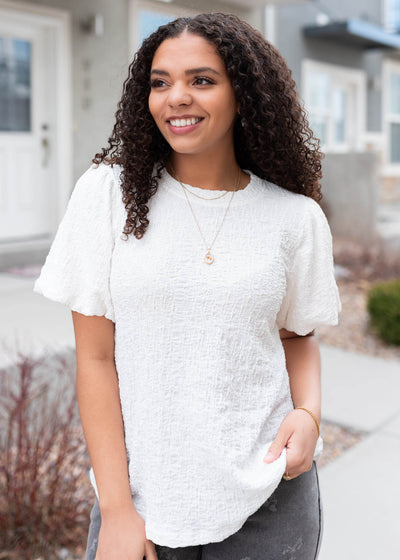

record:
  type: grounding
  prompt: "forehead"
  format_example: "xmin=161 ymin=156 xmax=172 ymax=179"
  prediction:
xmin=151 ymin=33 xmax=224 ymax=70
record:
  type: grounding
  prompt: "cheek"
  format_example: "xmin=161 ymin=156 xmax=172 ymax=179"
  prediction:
xmin=216 ymin=91 xmax=238 ymax=124
xmin=148 ymin=94 xmax=159 ymax=122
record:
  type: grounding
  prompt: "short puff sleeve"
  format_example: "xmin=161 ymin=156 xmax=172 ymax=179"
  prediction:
xmin=34 ymin=164 xmax=118 ymax=322
xmin=276 ymin=197 xmax=341 ymax=335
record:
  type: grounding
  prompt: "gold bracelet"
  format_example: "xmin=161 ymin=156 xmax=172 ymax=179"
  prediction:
xmin=295 ymin=407 xmax=320 ymax=437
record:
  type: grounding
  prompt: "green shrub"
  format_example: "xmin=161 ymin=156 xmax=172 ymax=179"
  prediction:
xmin=367 ymin=279 xmax=400 ymax=346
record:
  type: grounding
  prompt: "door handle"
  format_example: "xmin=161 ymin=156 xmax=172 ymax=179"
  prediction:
xmin=41 ymin=137 xmax=50 ymax=167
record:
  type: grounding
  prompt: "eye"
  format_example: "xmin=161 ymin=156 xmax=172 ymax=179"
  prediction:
xmin=193 ymin=76 xmax=214 ymax=86
xmin=150 ymin=79 xmax=167 ymax=88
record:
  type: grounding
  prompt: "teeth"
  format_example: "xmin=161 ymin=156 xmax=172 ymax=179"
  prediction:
xmin=169 ymin=117 xmax=201 ymax=127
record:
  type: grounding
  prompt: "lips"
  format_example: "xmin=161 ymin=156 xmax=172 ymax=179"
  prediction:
xmin=167 ymin=117 xmax=204 ymax=128
xmin=165 ymin=116 xmax=205 ymax=136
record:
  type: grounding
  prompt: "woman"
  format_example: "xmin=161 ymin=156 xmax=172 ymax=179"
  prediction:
xmin=34 ymin=12 xmax=341 ymax=560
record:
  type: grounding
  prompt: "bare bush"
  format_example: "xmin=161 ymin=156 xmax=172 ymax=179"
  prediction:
xmin=333 ymin=236 xmax=400 ymax=281
xmin=0 ymin=352 xmax=92 ymax=559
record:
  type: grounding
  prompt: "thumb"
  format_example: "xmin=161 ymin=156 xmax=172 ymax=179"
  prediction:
xmin=263 ymin=430 xmax=288 ymax=463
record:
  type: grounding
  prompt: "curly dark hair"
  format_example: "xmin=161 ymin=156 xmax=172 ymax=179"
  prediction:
xmin=93 ymin=12 xmax=323 ymax=240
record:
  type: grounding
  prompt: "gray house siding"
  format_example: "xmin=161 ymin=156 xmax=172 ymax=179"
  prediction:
xmin=275 ymin=0 xmax=400 ymax=138
xmin=276 ymin=3 xmax=367 ymax=89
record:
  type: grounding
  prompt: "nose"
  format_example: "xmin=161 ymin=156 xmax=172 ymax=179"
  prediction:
xmin=167 ymin=82 xmax=192 ymax=107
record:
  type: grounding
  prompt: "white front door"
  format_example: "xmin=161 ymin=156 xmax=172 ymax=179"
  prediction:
xmin=0 ymin=13 xmax=53 ymax=242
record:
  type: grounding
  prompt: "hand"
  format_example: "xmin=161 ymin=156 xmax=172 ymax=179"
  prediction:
xmin=95 ymin=502 xmax=158 ymax=560
xmin=263 ymin=408 xmax=319 ymax=479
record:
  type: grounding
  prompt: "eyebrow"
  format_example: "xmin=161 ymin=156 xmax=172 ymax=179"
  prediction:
xmin=150 ymin=67 xmax=222 ymax=77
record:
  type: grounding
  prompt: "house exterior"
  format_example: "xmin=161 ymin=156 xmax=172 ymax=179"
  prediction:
xmin=269 ymin=0 xmax=400 ymax=254
xmin=0 ymin=0 xmax=398 ymax=268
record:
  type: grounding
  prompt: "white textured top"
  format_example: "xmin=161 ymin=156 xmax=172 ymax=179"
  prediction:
xmin=34 ymin=163 xmax=341 ymax=547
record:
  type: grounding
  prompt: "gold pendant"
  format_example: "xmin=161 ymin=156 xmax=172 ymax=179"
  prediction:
xmin=204 ymin=250 xmax=214 ymax=265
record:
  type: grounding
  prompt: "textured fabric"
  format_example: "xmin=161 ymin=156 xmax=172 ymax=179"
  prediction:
xmin=34 ymin=163 xmax=341 ymax=547
xmin=85 ymin=462 xmax=323 ymax=560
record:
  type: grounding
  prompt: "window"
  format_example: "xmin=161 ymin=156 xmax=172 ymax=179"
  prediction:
xmin=0 ymin=37 xmax=31 ymax=131
xmin=129 ymin=1 xmax=199 ymax=55
xmin=383 ymin=61 xmax=400 ymax=168
xmin=138 ymin=10 xmax=175 ymax=45
xmin=302 ymin=60 xmax=366 ymax=153
xmin=384 ymin=0 xmax=400 ymax=32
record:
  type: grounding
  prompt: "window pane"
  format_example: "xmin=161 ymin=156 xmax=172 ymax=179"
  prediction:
xmin=389 ymin=72 xmax=400 ymax=114
xmin=0 ymin=37 xmax=31 ymax=132
xmin=390 ymin=122 xmax=400 ymax=163
xmin=386 ymin=0 xmax=400 ymax=31
xmin=333 ymin=88 xmax=346 ymax=143
xmin=309 ymin=115 xmax=327 ymax=145
xmin=139 ymin=10 xmax=175 ymax=44
xmin=308 ymin=72 xmax=330 ymax=111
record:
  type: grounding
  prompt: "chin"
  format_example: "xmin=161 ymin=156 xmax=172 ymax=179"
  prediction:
xmin=168 ymin=143 xmax=204 ymax=156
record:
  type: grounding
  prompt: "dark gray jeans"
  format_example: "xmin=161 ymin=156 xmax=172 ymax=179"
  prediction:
xmin=86 ymin=462 xmax=323 ymax=560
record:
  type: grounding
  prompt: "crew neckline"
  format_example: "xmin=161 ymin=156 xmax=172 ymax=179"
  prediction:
xmin=161 ymin=167 xmax=266 ymax=206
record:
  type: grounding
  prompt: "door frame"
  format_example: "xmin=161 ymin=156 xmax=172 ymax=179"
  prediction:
xmin=0 ymin=0 xmax=72 ymax=257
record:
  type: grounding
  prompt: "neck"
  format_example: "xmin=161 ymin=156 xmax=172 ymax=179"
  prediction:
xmin=168 ymin=151 xmax=241 ymax=191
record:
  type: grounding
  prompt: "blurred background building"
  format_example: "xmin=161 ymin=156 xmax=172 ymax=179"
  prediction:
xmin=0 ymin=0 xmax=399 ymax=268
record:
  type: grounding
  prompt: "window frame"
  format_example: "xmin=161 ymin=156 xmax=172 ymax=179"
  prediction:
xmin=382 ymin=59 xmax=400 ymax=175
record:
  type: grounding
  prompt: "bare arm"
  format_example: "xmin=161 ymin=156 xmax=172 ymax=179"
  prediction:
xmin=281 ymin=328 xmax=321 ymax=423
xmin=263 ymin=328 xmax=321 ymax=478
xmin=72 ymin=312 xmax=157 ymax=560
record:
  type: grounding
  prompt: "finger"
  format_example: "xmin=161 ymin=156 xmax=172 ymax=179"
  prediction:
xmin=145 ymin=541 xmax=159 ymax=560
xmin=263 ymin=430 xmax=289 ymax=463
xmin=284 ymin=455 xmax=314 ymax=480
xmin=285 ymin=444 xmax=313 ymax=474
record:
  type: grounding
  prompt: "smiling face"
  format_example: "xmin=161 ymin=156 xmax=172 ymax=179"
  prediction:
xmin=148 ymin=32 xmax=238 ymax=159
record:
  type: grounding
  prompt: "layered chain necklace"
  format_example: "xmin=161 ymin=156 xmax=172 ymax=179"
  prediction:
xmin=170 ymin=166 xmax=241 ymax=265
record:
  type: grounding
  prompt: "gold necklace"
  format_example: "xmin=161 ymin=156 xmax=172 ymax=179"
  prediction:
xmin=173 ymin=168 xmax=241 ymax=265
xmin=179 ymin=182 xmax=230 ymax=201
xmin=169 ymin=165 xmax=232 ymax=200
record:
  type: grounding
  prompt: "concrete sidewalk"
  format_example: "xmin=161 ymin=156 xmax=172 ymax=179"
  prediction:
xmin=319 ymin=346 xmax=400 ymax=559
xmin=1 ymin=272 xmax=400 ymax=559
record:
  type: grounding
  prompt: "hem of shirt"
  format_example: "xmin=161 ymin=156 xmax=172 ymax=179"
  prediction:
xmin=145 ymin=483 xmax=282 ymax=548
xmin=33 ymin=278 xmax=115 ymax=323
xmin=145 ymin=438 xmax=323 ymax=547
xmin=87 ymin=439 xmax=323 ymax=548
xmin=279 ymin=314 xmax=341 ymax=337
